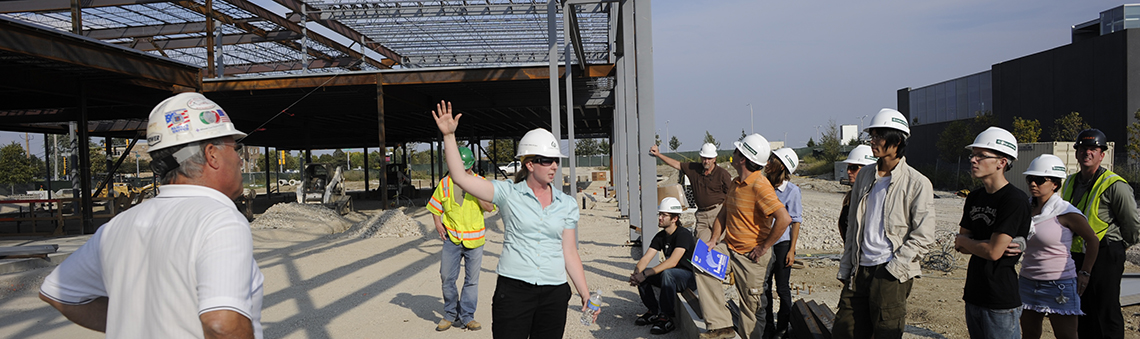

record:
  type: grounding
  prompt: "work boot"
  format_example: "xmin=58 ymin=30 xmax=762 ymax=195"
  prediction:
xmin=699 ymin=327 xmax=736 ymax=339
xmin=464 ymin=320 xmax=482 ymax=331
xmin=435 ymin=319 xmax=452 ymax=331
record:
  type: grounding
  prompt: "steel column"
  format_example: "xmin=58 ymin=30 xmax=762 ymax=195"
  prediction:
xmin=376 ymin=74 xmax=387 ymax=209
xmin=633 ymin=0 xmax=658 ymax=256
xmin=363 ymin=147 xmax=369 ymax=194
xmin=205 ymin=0 xmax=214 ymax=78
xmin=614 ymin=45 xmax=627 ymax=218
xmin=264 ymin=146 xmax=270 ymax=196
xmin=563 ymin=2 xmax=577 ymax=195
xmin=77 ymin=86 xmax=93 ymax=234
xmin=547 ymin=0 xmax=560 ymax=136
xmin=620 ymin=0 xmax=640 ymax=242
xmin=69 ymin=0 xmax=81 ymax=34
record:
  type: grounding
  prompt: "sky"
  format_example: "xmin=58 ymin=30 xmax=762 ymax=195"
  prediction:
xmin=0 ymin=0 xmax=1127 ymax=156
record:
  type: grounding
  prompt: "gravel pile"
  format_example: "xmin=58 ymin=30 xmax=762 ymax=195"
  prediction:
xmin=339 ymin=207 xmax=430 ymax=239
xmin=250 ymin=202 xmax=353 ymax=234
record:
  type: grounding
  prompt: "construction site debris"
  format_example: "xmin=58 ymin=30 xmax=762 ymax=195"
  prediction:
xmin=250 ymin=202 xmax=353 ymax=234
xmin=339 ymin=207 xmax=429 ymax=239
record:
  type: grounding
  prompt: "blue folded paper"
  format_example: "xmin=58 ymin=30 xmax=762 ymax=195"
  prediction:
xmin=690 ymin=240 xmax=729 ymax=281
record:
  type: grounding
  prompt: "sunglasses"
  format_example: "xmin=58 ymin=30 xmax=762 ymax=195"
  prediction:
xmin=1025 ymin=175 xmax=1052 ymax=186
xmin=532 ymin=156 xmax=559 ymax=166
xmin=846 ymin=165 xmax=862 ymax=172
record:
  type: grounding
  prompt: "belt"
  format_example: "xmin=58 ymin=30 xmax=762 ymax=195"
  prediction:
xmin=698 ymin=203 xmax=722 ymax=212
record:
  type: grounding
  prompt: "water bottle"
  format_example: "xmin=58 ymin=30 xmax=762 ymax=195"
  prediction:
xmin=580 ymin=289 xmax=602 ymax=325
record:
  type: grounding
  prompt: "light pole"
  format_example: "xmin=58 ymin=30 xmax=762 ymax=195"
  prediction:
xmin=815 ymin=125 xmax=822 ymax=142
xmin=665 ymin=120 xmax=670 ymax=150
xmin=746 ymin=103 xmax=754 ymax=134
xmin=858 ymin=114 xmax=868 ymax=140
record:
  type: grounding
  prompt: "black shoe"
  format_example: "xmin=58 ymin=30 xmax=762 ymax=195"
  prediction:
xmin=635 ymin=312 xmax=661 ymax=326
xmin=650 ymin=316 xmax=675 ymax=334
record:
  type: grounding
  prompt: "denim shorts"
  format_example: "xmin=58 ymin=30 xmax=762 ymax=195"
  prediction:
xmin=1019 ymin=276 xmax=1083 ymax=315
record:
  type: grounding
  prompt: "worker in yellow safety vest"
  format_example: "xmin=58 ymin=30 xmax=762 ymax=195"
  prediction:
xmin=1061 ymin=128 xmax=1140 ymax=339
xmin=428 ymin=146 xmax=496 ymax=332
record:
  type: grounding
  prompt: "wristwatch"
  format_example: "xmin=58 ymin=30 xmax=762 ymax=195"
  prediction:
xmin=1078 ymin=270 xmax=1091 ymax=277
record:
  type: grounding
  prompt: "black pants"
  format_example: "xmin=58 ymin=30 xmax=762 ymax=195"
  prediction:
xmin=763 ymin=241 xmax=792 ymax=337
xmin=1072 ymin=239 xmax=1126 ymax=339
xmin=491 ymin=276 xmax=571 ymax=339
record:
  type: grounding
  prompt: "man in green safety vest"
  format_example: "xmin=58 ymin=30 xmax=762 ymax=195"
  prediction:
xmin=1062 ymin=128 xmax=1140 ymax=339
xmin=428 ymin=146 xmax=496 ymax=332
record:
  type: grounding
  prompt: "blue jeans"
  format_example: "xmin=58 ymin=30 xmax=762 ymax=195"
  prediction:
xmin=965 ymin=302 xmax=1021 ymax=339
xmin=441 ymin=240 xmax=483 ymax=324
xmin=763 ymin=241 xmax=792 ymax=335
xmin=637 ymin=268 xmax=696 ymax=318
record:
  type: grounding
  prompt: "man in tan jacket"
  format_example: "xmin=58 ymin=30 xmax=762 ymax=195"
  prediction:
xmin=834 ymin=109 xmax=937 ymax=339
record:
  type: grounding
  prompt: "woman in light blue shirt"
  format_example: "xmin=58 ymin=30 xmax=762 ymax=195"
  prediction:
xmin=432 ymin=100 xmax=597 ymax=338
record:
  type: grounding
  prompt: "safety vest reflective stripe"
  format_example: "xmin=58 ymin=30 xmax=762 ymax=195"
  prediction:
xmin=1063 ymin=170 xmax=1126 ymax=253
xmin=447 ymin=227 xmax=487 ymax=241
xmin=427 ymin=196 xmax=444 ymax=214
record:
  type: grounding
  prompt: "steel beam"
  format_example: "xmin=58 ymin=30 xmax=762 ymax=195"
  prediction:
xmin=0 ymin=18 xmax=201 ymax=91
xmin=564 ymin=2 xmax=577 ymax=195
xmin=311 ymin=3 xmax=611 ymax=19
xmin=566 ymin=4 xmax=588 ymax=72
xmin=0 ymin=0 xmax=168 ymax=13
xmin=84 ymin=21 xmax=209 ymax=39
xmin=548 ymin=0 xmax=560 ymax=138
xmin=202 ymin=64 xmax=613 ymax=92
xmin=634 ymin=0 xmax=658 ymax=255
xmin=274 ymin=0 xmax=403 ymax=64
xmin=212 ymin=0 xmax=389 ymax=70
xmin=222 ymin=58 xmax=358 ymax=75
xmin=118 ymin=31 xmax=302 ymax=51
xmin=171 ymin=1 xmax=344 ymax=71
xmin=376 ymin=73 xmax=388 ymax=209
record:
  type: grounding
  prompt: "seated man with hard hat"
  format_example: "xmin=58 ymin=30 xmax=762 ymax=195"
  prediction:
xmin=39 ymin=92 xmax=264 ymax=338
xmin=630 ymin=197 xmax=697 ymax=335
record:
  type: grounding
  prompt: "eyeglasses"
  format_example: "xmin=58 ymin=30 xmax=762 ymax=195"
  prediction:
xmin=532 ymin=156 xmax=559 ymax=166
xmin=224 ymin=142 xmax=244 ymax=152
xmin=967 ymin=153 xmax=1002 ymax=161
xmin=1025 ymin=175 xmax=1052 ymax=186
xmin=846 ymin=165 xmax=862 ymax=172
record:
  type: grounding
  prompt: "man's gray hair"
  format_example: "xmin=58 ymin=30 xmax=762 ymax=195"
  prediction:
xmin=149 ymin=138 xmax=226 ymax=184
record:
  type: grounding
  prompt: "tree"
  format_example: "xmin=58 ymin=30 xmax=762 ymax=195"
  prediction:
xmin=738 ymin=129 xmax=746 ymax=142
xmin=1051 ymin=111 xmax=1091 ymax=141
xmin=668 ymin=136 xmax=681 ymax=152
xmin=847 ymin=138 xmax=861 ymax=146
xmin=598 ymin=140 xmax=611 ymax=155
xmin=488 ymin=139 xmax=514 ymax=164
xmin=0 ymin=142 xmax=37 ymax=185
xmin=819 ymin=119 xmax=842 ymax=162
xmin=1012 ymin=116 xmax=1041 ymax=143
xmin=703 ymin=131 xmax=720 ymax=149
xmin=576 ymin=138 xmax=600 ymax=156
xmin=806 ymin=138 xmax=816 ymax=148
xmin=936 ymin=112 xmax=998 ymax=163
xmin=1127 ymin=109 xmax=1140 ymax=166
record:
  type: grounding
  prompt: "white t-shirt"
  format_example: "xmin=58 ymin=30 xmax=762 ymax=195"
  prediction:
xmin=40 ymin=185 xmax=264 ymax=338
xmin=860 ymin=175 xmax=895 ymax=266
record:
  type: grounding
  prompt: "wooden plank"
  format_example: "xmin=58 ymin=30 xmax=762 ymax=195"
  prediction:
xmin=791 ymin=299 xmax=827 ymax=339
xmin=806 ymin=300 xmax=835 ymax=338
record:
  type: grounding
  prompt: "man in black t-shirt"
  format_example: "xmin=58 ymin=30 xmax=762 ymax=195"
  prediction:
xmin=631 ymin=197 xmax=697 ymax=335
xmin=954 ymin=127 xmax=1031 ymax=339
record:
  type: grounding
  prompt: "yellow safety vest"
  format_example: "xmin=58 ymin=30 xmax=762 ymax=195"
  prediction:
xmin=1062 ymin=170 xmax=1126 ymax=253
xmin=426 ymin=175 xmax=492 ymax=248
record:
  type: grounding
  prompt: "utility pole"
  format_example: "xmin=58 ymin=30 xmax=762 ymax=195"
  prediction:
xmin=53 ymin=134 xmax=59 ymax=180
xmin=23 ymin=133 xmax=31 ymax=158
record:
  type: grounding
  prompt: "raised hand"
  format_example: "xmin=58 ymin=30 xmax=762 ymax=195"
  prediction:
xmin=431 ymin=100 xmax=460 ymax=136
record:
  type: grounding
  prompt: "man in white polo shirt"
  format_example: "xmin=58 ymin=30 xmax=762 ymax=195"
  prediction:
xmin=39 ymin=92 xmax=263 ymax=338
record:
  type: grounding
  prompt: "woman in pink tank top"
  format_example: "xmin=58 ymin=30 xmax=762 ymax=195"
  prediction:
xmin=1019 ymin=154 xmax=1099 ymax=339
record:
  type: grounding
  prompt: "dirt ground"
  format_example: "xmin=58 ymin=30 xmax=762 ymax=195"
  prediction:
xmin=2 ymin=166 xmax=1140 ymax=338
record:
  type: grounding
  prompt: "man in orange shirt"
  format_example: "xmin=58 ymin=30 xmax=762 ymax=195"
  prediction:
xmin=702 ymin=133 xmax=793 ymax=339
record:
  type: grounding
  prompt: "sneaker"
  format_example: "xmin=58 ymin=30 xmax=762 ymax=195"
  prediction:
xmin=435 ymin=319 xmax=452 ymax=332
xmin=635 ymin=312 xmax=661 ymax=326
xmin=464 ymin=320 xmax=482 ymax=331
xmin=699 ymin=327 xmax=736 ymax=339
xmin=650 ymin=316 xmax=675 ymax=335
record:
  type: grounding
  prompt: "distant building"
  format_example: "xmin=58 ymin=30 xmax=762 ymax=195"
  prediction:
xmin=841 ymin=124 xmax=859 ymax=145
xmin=898 ymin=4 xmax=1140 ymax=168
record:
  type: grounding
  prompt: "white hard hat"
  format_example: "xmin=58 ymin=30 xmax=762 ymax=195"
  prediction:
xmin=1022 ymin=154 xmax=1067 ymax=179
xmin=843 ymin=145 xmax=877 ymax=166
xmin=699 ymin=143 xmax=718 ymax=158
xmin=966 ymin=126 xmax=1018 ymax=159
xmin=516 ymin=128 xmax=566 ymax=158
xmin=146 ymin=92 xmax=246 ymax=152
xmin=657 ymin=197 xmax=690 ymax=214
xmin=733 ymin=133 xmax=771 ymax=167
xmin=864 ymin=108 xmax=910 ymax=136
xmin=772 ymin=148 xmax=799 ymax=174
